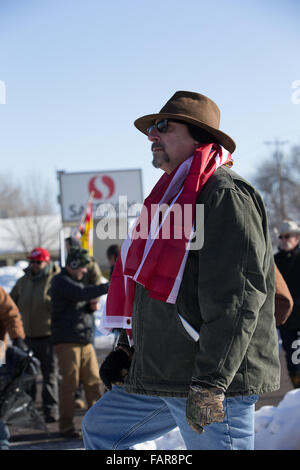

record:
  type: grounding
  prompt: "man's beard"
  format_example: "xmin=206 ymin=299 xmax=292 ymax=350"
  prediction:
xmin=152 ymin=150 xmax=170 ymax=169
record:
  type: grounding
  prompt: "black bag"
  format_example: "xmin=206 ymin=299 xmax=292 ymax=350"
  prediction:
xmin=0 ymin=346 xmax=48 ymax=431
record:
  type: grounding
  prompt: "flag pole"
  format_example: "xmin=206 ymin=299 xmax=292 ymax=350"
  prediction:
xmin=59 ymin=227 xmax=66 ymax=267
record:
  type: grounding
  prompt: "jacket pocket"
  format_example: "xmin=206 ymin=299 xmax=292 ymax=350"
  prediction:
xmin=176 ymin=312 xmax=199 ymax=342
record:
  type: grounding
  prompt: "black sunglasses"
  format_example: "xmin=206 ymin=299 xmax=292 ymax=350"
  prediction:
xmin=279 ymin=234 xmax=291 ymax=240
xmin=147 ymin=119 xmax=182 ymax=135
xmin=30 ymin=260 xmax=42 ymax=265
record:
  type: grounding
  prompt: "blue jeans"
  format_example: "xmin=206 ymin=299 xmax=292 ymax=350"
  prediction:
xmin=0 ymin=420 xmax=10 ymax=450
xmin=82 ymin=385 xmax=258 ymax=450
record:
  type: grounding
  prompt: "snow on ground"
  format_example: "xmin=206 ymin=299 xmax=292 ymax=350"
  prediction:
xmin=0 ymin=261 xmax=28 ymax=292
xmin=255 ymin=389 xmax=300 ymax=450
xmin=1 ymin=263 xmax=300 ymax=450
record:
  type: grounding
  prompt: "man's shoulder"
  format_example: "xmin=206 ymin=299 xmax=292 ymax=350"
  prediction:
xmin=198 ymin=166 xmax=260 ymax=203
xmin=51 ymin=269 xmax=69 ymax=285
xmin=13 ymin=272 xmax=27 ymax=287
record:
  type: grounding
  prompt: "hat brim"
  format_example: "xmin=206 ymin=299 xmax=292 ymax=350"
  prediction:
xmin=281 ymin=230 xmax=300 ymax=236
xmin=134 ymin=113 xmax=236 ymax=154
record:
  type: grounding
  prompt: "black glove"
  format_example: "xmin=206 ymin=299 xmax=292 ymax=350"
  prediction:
xmin=99 ymin=348 xmax=131 ymax=390
xmin=12 ymin=338 xmax=29 ymax=352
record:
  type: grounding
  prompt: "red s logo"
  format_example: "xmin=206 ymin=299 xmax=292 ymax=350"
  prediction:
xmin=88 ymin=175 xmax=115 ymax=199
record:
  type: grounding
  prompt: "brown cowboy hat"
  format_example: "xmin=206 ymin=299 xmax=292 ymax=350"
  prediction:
xmin=134 ymin=90 xmax=236 ymax=154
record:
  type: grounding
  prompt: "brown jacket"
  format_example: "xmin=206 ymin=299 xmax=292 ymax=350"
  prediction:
xmin=0 ymin=286 xmax=25 ymax=345
xmin=275 ymin=264 xmax=293 ymax=327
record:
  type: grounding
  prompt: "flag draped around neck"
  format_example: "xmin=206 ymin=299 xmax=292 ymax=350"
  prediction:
xmin=100 ymin=144 xmax=232 ymax=344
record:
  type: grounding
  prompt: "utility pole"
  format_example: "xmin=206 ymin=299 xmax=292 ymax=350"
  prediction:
xmin=264 ymin=139 xmax=289 ymax=220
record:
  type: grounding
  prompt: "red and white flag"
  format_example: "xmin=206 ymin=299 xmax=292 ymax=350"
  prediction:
xmin=100 ymin=144 xmax=232 ymax=344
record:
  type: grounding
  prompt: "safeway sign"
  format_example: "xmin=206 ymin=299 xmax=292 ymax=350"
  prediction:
xmin=58 ymin=169 xmax=143 ymax=222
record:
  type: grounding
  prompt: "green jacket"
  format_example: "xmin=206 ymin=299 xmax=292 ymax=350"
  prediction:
xmin=10 ymin=262 xmax=60 ymax=338
xmin=120 ymin=166 xmax=281 ymax=398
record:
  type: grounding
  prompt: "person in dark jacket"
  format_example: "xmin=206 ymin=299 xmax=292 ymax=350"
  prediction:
xmin=65 ymin=237 xmax=103 ymax=286
xmin=50 ymin=247 xmax=109 ymax=438
xmin=275 ymin=220 xmax=300 ymax=388
xmin=82 ymin=91 xmax=280 ymax=450
xmin=65 ymin=236 xmax=104 ymax=408
xmin=10 ymin=247 xmax=60 ymax=423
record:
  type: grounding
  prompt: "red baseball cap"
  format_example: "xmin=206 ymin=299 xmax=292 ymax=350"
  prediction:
xmin=27 ymin=247 xmax=50 ymax=262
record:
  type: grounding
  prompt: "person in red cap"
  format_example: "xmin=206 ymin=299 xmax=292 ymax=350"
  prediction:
xmin=10 ymin=247 xmax=60 ymax=423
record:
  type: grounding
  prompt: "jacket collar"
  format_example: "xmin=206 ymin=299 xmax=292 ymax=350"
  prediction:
xmin=278 ymin=243 xmax=300 ymax=258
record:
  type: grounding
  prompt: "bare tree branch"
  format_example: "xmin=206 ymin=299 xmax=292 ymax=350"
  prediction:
xmin=252 ymin=145 xmax=300 ymax=246
xmin=0 ymin=171 xmax=59 ymax=254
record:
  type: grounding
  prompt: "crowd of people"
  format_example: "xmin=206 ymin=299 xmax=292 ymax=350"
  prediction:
xmin=0 ymin=90 xmax=299 ymax=451
xmin=0 ymin=240 xmax=119 ymax=448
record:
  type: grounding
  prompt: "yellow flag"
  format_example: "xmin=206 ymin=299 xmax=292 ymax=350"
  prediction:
xmin=80 ymin=197 xmax=94 ymax=256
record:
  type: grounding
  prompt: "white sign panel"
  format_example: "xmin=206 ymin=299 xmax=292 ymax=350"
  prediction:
xmin=59 ymin=169 xmax=143 ymax=222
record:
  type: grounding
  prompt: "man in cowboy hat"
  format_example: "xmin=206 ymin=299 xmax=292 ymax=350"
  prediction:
xmin=82 ymin=91 xmax=280 ymax=450
xmin=275 ymin=220 xmax=300 ymax=388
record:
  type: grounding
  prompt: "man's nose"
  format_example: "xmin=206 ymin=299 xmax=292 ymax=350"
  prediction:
xmin=147 ymin=127 xmax=161 ymax=142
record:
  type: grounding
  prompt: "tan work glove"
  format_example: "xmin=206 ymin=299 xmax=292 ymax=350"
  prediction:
xmin=186 ymin=384 xmax=225 ymax=434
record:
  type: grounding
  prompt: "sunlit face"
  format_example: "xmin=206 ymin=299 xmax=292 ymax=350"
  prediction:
xmin=147 ymin=120 xmax=199 ymax=174
xmin=30 ymin=260 xmax=48 ymax=275
xmin=279 ymin=233 xmax=300 ymax=252
xmin=67 ymin=265 xmax=88 ymax=280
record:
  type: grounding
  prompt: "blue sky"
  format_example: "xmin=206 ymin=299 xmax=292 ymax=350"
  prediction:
xmin=0 ymin=0 xmax=299 ymax=207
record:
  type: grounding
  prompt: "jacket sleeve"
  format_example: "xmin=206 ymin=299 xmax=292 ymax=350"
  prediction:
xmin=51 ymin=275 xmax=109 ymax=302
xmin=9 ymin=280 xmax=20 ymax=305
xmin=274 ymin=264 xmax=293 ymax=327
xmin=0 ymin=286 xmax=25 ymax=340
xmin=193 ymin=187 xmax=272 ymax=391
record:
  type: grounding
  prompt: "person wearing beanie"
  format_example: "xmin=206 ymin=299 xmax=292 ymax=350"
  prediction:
xmin=50 ymin=247 xmax=109 ymax=439
xmin=65 ymin=237 xmax=103 ymax=286
xmin=65 ymin=237 xmax=104 ymax=408
xmin=10 ymin=247 xmax=60 ymax=423
xmin=275 ymin=220 xmax=300 ymax=389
